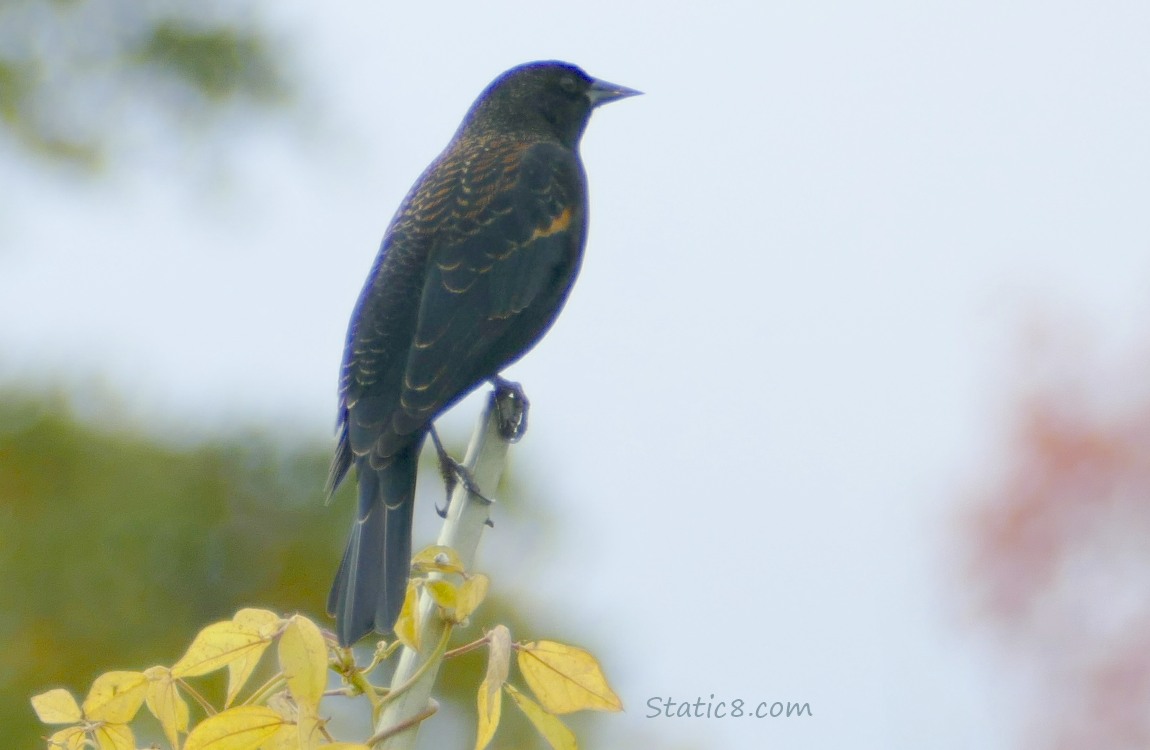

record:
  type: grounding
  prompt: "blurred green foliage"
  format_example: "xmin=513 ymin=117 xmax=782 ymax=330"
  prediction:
xmin=0 ymin=389 xmax=340 ymax=746
xmin=134 ymin=21 xmax=285 ymax=103
xmin=0 ymin=389 xmax=568 ymax=748
xmin=0 ymin=0 xmax=289 ymax=167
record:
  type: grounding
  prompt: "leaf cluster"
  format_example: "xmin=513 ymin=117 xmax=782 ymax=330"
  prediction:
xmin=472 ymin=626 xmax=622 ymax=750
xmin=31 ymin=546 xmax=622 ymax=750
xmin=33 ymin=608 xmax=364 ymax=750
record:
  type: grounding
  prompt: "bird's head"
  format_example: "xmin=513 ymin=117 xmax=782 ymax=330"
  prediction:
xmin=461 ymin=61 xmax=641 ymax=147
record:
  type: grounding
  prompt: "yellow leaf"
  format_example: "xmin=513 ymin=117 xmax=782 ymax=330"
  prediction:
xmin=82 ymin=671 xmax=148 ymax=724
xmin=425 ymin=579 xmax=458 ymax=610
xmin=172 ymin=618 xmax=276 ymax=679
xmin=92 ymin=722 xmax=135 ymax=750
xmin=393 ymin=581 xmax=420 ymax=651
xmin=474 ymin=678 xmax=501 ymax=750
xmin=145 ymin=666 xmax=189 ymax=749
xmin=233 ymin=608 xmax=282 ymax=635
xmin=265 ymin=690 xmax=298 ymax=723
xmin=224 ymin=609 xmax=281 ymax=706
xmin=46 ymin=726 xmax=86 ymax=750
xmin=516 ymin=641 xmax=622 ymax=714
xmin=486 ymin=626 xmax=512 ymax=688
xmin=505 ymin=684 xmax=577 ymax=750
xmin=319 ymin=745 xmax=372 ymax=750
xmin=474 ymin=626 xmax=511 ymax=750
xmin=31 ymin=688 xmax=82 ymax=724
xmin=455 ymin=574 xmax=489 ymax=622
xmin=184 ymin=706 xmax=285 ymax=750
xmin=225 ymin=652 xmax=264 ymax=708
xmin=411 ymin=545 xmax=464 ymax=574
xmin=277 ymin=615 xmax=328 ymax=713
xmin=257 ymin=724 xmax=297 ymax=750
xmin=296 ymin=709 xmax=323 ymax=750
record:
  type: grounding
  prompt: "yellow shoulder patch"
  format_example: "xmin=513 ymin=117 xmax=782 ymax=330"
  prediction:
xmin=528 ymin=206 xmax=573 ymax=242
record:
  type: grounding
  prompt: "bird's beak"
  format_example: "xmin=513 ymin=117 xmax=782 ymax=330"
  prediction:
xmin=586 ymin=77 xmax=643 ymax=107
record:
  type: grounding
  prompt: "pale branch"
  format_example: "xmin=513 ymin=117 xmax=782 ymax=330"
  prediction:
xmin=374 ymin=385 xmax=526 ymax=749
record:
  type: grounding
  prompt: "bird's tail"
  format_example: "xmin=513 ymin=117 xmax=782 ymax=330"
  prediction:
xmin=327 ymin=437 xmax=424 ymax=646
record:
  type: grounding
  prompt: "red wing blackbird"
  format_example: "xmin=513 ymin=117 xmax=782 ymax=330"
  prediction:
xmin=326 ymin=61 xmax=640 ymax=646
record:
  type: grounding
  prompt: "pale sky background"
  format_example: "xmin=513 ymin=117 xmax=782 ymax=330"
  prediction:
xmin=3 ymin=2 xmax=1150 ymax=748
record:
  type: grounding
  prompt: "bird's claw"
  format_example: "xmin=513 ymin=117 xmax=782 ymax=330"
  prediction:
xmin=491 ymin=376 xmax=530 ymax=442
xmin=430 ymin=426 xmax=492 ymax=517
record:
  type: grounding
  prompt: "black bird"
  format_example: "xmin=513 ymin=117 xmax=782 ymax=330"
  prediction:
xmin=326 ymin=61 xmax=640 ymax=646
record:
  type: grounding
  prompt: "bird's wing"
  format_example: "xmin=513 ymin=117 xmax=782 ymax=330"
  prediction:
xmin=388 ymin=139 xmax=587 ymax=441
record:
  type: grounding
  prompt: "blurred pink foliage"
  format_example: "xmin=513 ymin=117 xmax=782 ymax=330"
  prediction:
xmin=968 ymin=324 xmax=1150 ymax=749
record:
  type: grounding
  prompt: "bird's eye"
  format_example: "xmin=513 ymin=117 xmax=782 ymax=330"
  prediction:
xmin=558 ymin=75 xmax=578 ymax=94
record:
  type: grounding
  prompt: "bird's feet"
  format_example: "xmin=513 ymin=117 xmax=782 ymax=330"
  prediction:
xmin=430 ymin=426 xmax=492 ymax=518
xmin=491 ymin=376 xmax=530 ymax=442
